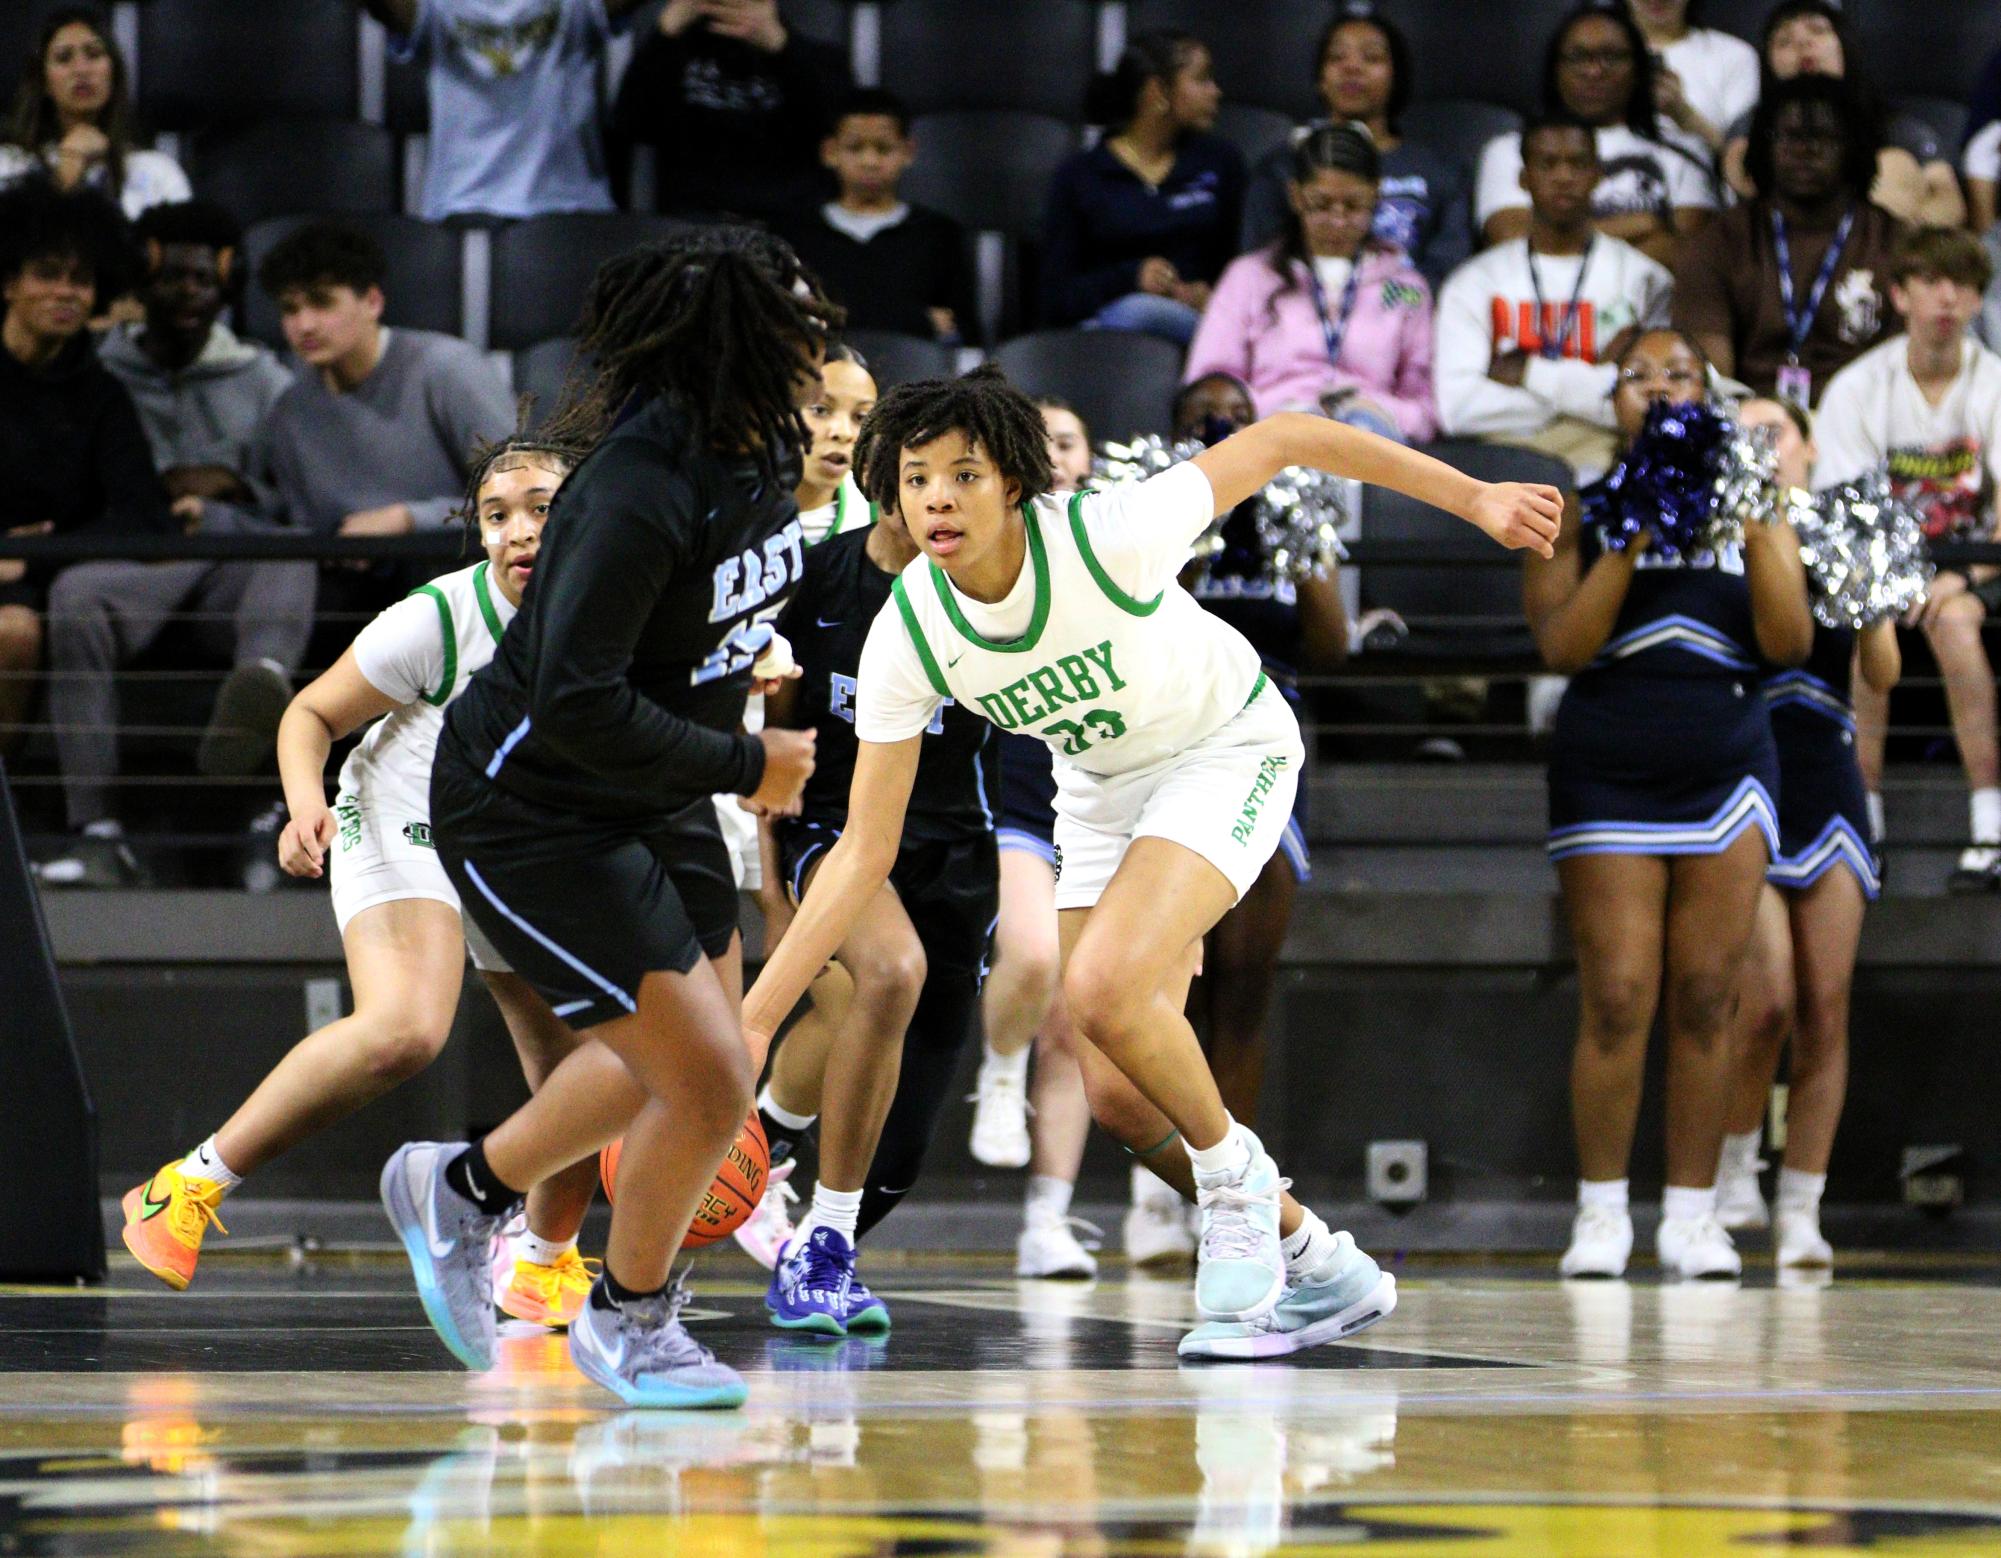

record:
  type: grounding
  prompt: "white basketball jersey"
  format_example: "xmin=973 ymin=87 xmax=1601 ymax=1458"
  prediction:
xmin=340 ymin=559 xmax=516 ymax=814
xmin=855 ymin=463 xmax=1263 ymax=778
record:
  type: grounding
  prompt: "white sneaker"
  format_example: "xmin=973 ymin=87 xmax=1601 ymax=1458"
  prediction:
xmin=1715 ymin=1164 xmax=1770 ymax=1230
xmin=1558 ymin=1204 xmax=1633 ymax=1279
xmin=1124 ymin=1175 xmax=1196 ymax=1269
xmin=967 ymin=1058 xmax=1031 ymax=1169
xmin=1192 ymin=1132 xmax=1287 ymax=1322
xmin=1015 ymin=1212 xmax=1100 ymax=1280
xmin=733 ymin=1157 xmax=799 ymax=1271
xmin=1656 ymin=1213 xmax=1742 ymax=1280
xmin=1774 ymin=1206 xmax=1833 ymax=1270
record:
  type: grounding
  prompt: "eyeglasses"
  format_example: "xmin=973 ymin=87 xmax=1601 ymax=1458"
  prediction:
xmin=1617 ymin=366 xmax=1705 ymax=389
xmin=1558 ymin=46 xmax=1634 ymax=68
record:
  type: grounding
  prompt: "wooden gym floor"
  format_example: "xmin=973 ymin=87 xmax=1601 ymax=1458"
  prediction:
xmin=2 ymin=1250 xmax=1999 ymax=1555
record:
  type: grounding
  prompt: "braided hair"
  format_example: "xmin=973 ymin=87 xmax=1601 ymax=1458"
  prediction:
xmin=559 ymin=225 xmax=843 ymax=483
xmin=854 ymin=364 xmax=1054 ymax=516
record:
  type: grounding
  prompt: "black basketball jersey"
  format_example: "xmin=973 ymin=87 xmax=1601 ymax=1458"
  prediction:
xmin=776 ymin=528 xmax=994 ymax=843
xmin=445 ymin=396 xmax=805 ymax=822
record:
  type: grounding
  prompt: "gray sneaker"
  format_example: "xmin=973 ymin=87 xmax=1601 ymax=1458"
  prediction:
xmin=37 ymin=826 xmax=144 ymax=889
xmin=199 ymin=658 xmax=291 ymax=777
xmin=569 ymin=1278 xmax=748 ymax=1409
xmin=380 ymin=1142 xmax=503 ymax=1371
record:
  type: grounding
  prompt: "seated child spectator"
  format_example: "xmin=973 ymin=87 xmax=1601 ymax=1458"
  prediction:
xmin=1476 ymin=1 xmax=1716 ymax=268
xmin=364 ymin=0 xmax=652 ymax=222
xmin=0 ymin=5 xmax=188 ymax=221
xmin=1242 ymin=6 xmax=1471 ymax=289
xmin=1041 ymin=30 xmax=1243 ymax=346
xmin=777 ymin=88 xmax=974 ymax=343
xmin=1186 ymin=123 xmax=1435 ymax=441
xmin=0 ymin=182 xmax=168 ymax=762
xmin=612 ymin=0 xmax=849 ymax=220
xmin=1439 ymin=115 xmax=1672 ymax=480
xmin=1814 ymin=228 xmax=2001 ymax=890
xmin=1720 ymin=0 xmax=1964 ymax=230
xmin=42 ymin=199 xmax=302 ymax=887
xmin=1675 ymin=74 xmax=1902 ymax=403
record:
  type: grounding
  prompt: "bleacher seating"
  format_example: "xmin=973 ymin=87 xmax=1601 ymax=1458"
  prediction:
xmin=843 ymin=329 xmax=956 ymax=389
xmin=1213 ymin=103 xmax=1297 ymax=173
xmin=993 ymin=328 xmax=1185 ymax=443
xmin=193 ymin=120 xmax=398 ymax=227
xmin=136 ymin=0 xmax=360 ymax=130
xmin=240 ymin=214 xmax=466 ymax=349
xmin=1850 ymin=0 xmax=2001 ymax=105
xmin=1365 ymin=0 xmax=1576 ymax=115
xmin=876 ymin=0 xmax=1099 ymax=119
xmin=512 ymin=337 xmax=588 ymax=425
xmin=487 ymin=213 xmax=697 ymax=351
xmin=1397 ymin=100 xmax=1524 ymax=190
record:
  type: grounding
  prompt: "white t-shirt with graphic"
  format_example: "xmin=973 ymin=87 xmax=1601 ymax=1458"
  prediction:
xmin=855 ymin=462 xmax=1263 ymax=779
xmin=1814 ymin=333 xmax=2001 ymax=542
xmin=1475 ymin=124 xmax=1717 ymax=232
xmin=341 ymin=559 xmax=517 ymax=813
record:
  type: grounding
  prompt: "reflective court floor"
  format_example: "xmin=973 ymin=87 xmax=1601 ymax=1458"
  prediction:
xmin=3 ymin=1251 xmax=2001 ymax=1555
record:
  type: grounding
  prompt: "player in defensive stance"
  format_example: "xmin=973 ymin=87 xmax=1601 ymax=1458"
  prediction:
xmin=743 ymin=366 xmax=1559 ymax=1353
xmin=121 ymin=436 xmax=601 ymax=1325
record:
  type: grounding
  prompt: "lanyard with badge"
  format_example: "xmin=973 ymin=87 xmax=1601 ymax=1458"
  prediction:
xmin=1305 ymin=256 xmax=1365 ymax=370
xmin=1525 ymin=238 xmax=1595 ymax=360
xmin=1770 ymin=206 xmax=1854 ymax=405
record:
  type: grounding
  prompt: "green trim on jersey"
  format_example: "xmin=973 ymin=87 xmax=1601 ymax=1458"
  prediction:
xmin=892 ymin=575 xmax=952 ymax=699
xmin=823 ymin=482 xmax=875 ymax=543
xmin=470 ymin=561 xmax=505 ymax=643
xmin=930 ymin=504 xmax=1051 ymax=653
xmin=410 ymin=584 xmax=458 ymax=707
xmin=1068 ymin=490 xmax=1163 ymax=617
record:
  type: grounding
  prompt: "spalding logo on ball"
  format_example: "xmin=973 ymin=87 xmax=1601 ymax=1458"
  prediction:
xmin=598 ymin=1111 xmax=769 ymax=1249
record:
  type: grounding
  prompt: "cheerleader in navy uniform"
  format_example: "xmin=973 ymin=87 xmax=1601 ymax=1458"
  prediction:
xmin=1113 ymin=372 xmax=1347 ymax=1263
xmin=1715 ymin=397 xmax=1899 ymax=1273
xmin=1525 ymin=329 xmax=1812 ymax=1281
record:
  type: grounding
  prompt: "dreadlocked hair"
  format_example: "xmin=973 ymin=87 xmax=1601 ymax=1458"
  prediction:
xmin=557 ymin=225 xmax=842 ymax=483
xmin=455 ymin=396 xmax=597 ymax=540
xmin=854 ymin=363 xmax=1054 ymax=516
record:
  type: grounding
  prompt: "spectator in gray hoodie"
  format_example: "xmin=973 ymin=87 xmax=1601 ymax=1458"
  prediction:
xmin=43 ymin=200 xmax=304 ymax=887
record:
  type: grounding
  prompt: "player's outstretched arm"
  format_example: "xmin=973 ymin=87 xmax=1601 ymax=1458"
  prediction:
xmin=1190 ymin=411 xmax=1563 ymax=558
xmin=740 ymin=733 xmax=924 ymax=1072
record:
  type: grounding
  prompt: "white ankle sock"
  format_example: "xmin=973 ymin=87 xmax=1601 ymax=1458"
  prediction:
xmin=1661 ymin=1184 xmax=1717 ymax=1224
xmin=1866 ymin=790 xmax=1886 ymax=844
xmin=1280 ymin=1210 xmax=1337 ymax=1279
xmin=1776 ymin=1167 xmax=1825 ymax=1213
xmin=512 ymin=1229 xmax=576 ymax=1269
xmin=180 ymin=1135 xmax=241 ymax=1191
xmin=1719 ymin=1130 xmax=1762 ymax=1178
xmin=1025 ymin=1174 xmax=1073 ymax=1221
xmin=757 ymin=1085 xmax=816 ymax=1133
xmin=1973 ymin=787 xmax=2001 ymax=846
xmin=800 ymin=1183 xmax=862 ymax=1243
xmin=1577 ymin=1177 xmax=1628 ymax=1211
xmin=980 ymin=1045 xmax=1030 ymax=1083
xmin=1184 ymin=1119 xmax=1250 ymax=1183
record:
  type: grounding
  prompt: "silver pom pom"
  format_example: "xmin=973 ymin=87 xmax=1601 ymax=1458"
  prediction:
xmin=1702 ymin=417 xmax=1783 ymax=551
xmin=1791 ymin=468 xmax=1933 ymax=629
xmin=1090 ymin=435 xmax=1350 ymax=581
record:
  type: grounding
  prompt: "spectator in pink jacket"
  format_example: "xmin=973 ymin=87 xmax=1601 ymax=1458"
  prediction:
xmin=1184 ymin=122 xmax=1435 ymax=443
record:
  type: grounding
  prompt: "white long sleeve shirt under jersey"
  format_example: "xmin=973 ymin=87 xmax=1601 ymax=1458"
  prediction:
xmin=1435 ymin=235 xmax=1674 ymax=440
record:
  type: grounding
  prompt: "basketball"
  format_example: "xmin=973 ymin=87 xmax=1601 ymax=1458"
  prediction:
xmin=597 ymin=1111 xmax=769 ymax=1249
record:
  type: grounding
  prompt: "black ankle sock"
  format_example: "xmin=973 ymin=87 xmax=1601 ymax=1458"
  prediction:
xmin=592 ymin=1265 xmax=670 ymax=1313
xmin=444 ymin=1141 xmax=520 ymax=1216
xmin=758 ymin=1106 xmax=799 ymax=1166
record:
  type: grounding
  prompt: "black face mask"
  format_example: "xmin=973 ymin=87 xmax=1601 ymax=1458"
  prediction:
xmin=1191 ymin=412 xmax=1241 ymax=447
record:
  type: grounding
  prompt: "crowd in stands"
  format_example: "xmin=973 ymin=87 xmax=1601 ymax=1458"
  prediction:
xmin=9 ymin=0 xmax=2001 ymax=885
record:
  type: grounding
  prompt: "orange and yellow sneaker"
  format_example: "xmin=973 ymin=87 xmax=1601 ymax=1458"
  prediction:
xmin=493 ymin=1243 xmax=598 ymax=1329
xmin=120 ymin=1162 xmax=228 ymax=1291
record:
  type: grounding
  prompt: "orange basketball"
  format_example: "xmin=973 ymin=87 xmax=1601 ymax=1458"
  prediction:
xmin=598 ymin=1111 xmax=769 ymax=1249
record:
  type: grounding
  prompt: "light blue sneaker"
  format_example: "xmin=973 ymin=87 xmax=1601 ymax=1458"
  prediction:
xmin=379 ymin=1141 xmax=502 ymax=1371
xmin=767 ymin=1226 xmax=855 ymax=1336
xmin=1192 ymin=1130 xmax=1287 ymax=1323
xmin=1179 ymin=1232 xmax=1398 ymax=1360
xmin=568 ymin=1279 xmax=747 ymax=1409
